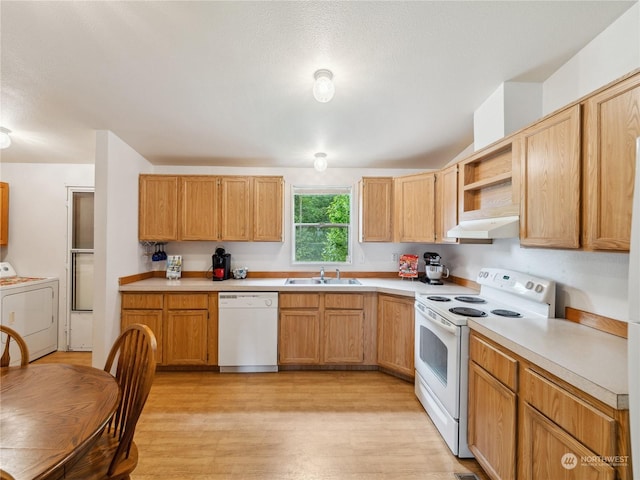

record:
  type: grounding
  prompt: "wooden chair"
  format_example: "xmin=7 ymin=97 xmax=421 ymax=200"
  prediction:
xmin=65 ymin=324 xmax=157 ymax=480
xmin=0 ymin=325 xmax=29 ymax=367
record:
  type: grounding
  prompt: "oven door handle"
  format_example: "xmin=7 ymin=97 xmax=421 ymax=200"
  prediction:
xmin=416 ymin=305 xmax=458 ymax=334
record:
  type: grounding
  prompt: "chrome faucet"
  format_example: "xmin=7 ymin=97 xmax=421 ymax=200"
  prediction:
xmin=336 ymin=268 xmax=340 ymax=279
xmin=320 ymin=267 xmax=325 ymax=282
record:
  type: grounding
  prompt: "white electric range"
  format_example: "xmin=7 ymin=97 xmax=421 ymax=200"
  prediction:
xmin=414 ymin=267 xmax=555 ymax=458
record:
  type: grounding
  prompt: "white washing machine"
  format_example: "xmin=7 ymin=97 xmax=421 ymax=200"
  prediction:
xmin=0 ymin=262 xmax=58 ymax=364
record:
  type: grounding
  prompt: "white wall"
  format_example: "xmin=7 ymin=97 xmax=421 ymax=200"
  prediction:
xmin=0 ymin=163 xmax=94 ymax=348
xmin=444 ymin=3 xmax=640 ymax=323
xmin=93 ymin=131 xmax=153 ymax=367
xmin=543 ymin=3 xmax=640 ymax=114
xmin=473 ymin=82 xmax=542 ymax=150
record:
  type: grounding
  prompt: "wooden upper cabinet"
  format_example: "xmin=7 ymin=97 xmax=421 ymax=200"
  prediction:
xmin=179 ymin=176 xmax=218 ymax=241
xmin=436 ymin=165 xmax=458 ymax=243
xmin=253 ymin=176 xmax=284 ymax=242
xmin=0 ymin=182 xmax=8 ymax=246
xmin=394 ymin=172 xmax=436 ymax=243
xmin=583 ymin=73 xmax=640 ymax=251
xmin=139 ymin=175 xmax=179 ymax=241
xmin=219 ymin=176 xmax=251 ymax=241
xmin=519 ymin=105 xmax=581 ymax=248
xmin=359 ymin=177 xmax=393 ymax=242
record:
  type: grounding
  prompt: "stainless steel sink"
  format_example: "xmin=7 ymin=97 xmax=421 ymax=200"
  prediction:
xmin=323 ymin=278 xmax=361 ymax=285
xmin=285 ymin=278 xmax=361 ymax=285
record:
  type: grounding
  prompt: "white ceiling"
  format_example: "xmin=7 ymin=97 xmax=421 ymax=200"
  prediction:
xmin=0 ymin=1 xmax=635 ymax=170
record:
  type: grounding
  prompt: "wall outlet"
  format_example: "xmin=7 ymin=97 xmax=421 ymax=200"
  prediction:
xmin=391 ymin=253 xmax=399 ymax=262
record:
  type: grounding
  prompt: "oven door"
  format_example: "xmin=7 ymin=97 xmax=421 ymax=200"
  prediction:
xmin=414 ymin=302 xmax=461 ymax=418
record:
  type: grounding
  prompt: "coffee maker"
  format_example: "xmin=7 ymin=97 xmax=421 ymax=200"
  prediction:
xmin=423 ymin=252 xmax=449 ymax=285
xmin=212 ymin=247 xmax=231 ymax=281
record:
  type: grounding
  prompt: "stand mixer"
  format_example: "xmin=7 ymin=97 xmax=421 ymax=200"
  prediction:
xmin=423 ymin=252 xmax=449 ymax=285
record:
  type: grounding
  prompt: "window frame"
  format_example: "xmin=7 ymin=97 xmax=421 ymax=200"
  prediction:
xmin=291 ymin=185 xmax=353 ymax=265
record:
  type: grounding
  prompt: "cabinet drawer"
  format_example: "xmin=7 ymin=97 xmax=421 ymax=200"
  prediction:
xmin=325 ymin=293 xmax=364 ymax=310
xmin=166 ymin=293 xmax=209 ymax=310
xmin=469 ymin=334 xmax=518 ymax=391
xmin=279 ymin=293 xmax=320 ymax=309
xmin=522 ymin=368 xmax=616 ymax=457
xmin=121 ymin=293 xmax=163 ymax=309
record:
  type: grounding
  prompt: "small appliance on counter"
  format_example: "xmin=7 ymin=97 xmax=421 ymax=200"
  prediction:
xmin=212 ymin=247 xmax=231 ymax=281
xmin=422 ymin=252 xmax=449 ymax=285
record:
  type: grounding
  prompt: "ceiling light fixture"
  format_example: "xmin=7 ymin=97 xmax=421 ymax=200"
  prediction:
xmin=0 ymin=127 xmax=12 ymax=149
xmin=313 ymin=69 xmax=335 ymax=103
xmin=314 ymin=152 xmax=328 ymax=172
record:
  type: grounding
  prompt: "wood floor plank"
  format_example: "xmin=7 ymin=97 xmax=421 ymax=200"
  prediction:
xmin=35 ymin=353 xmax=488 ymax=479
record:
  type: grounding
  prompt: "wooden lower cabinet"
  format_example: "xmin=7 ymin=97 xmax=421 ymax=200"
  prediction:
xmin=468 ymin=361 xmax=517 ymax=480
xmin=121 ymin=308 xmax=164 ymax=364
xmin=165 ymin=310 xmax=208 ymax=365
xmin=376 ymin=294 xmax=414 ymax=378
xmin=279 ymin=310 xmax=321 ymax=364
xmin=121 ymin=292 xmax=215 ymax=367
xmin=468 ymin=331 xmax=630 ymax=480
xmin=521 ymin=404 xmax=614 ymax=480
xmin=323 ymin=310 xmax=364 ymax=363
xmin=278 ymin=292 xmax=375 ymax=366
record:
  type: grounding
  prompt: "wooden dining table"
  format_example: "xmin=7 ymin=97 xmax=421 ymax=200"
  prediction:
xmin=0 ymin=363 xmax=120 ymax=480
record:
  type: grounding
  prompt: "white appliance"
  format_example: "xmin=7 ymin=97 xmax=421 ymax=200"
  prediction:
xmin=414 ymin=268 xmax=555 ymax=458
xmin=628 ymin=138 xmax=640 ymax=479
xmin=0 ymin=262 xmax=58 ymax=364
xmin=218 ymin=292 xmax=278 ymax=373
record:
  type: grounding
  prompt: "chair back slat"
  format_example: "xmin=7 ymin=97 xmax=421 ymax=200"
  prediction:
xmin=103 ymin=324 xmax=157 ymax=475
xmin=0 ymin=325 xmax=29 ymax=367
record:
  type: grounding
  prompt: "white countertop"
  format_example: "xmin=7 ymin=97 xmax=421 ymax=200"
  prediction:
xmin=469 ymin=316 xmax=628 ymax=409
xmin=119 ymin=276 xmax=478 ymax=297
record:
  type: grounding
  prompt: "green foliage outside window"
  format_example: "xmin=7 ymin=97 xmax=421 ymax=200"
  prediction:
xmin=293 ymin=189 xmax=351 ymax=263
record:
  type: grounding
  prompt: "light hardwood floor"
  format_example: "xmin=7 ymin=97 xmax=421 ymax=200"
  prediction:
xmin=36 ymin=352 xmax=488 ymax=480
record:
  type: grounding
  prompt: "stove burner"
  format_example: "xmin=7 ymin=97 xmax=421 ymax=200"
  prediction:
xmin=426 ymin=296 xmax=451 ymax=302
xmin=454 ymin=296 xmax=486 ymax=304
xmin=491 ymin=309 xmax=522 ymax=318
xmin=449 ymin=307 xmax=487 ymax=318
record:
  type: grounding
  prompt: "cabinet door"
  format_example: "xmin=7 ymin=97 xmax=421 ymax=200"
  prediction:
xmin=436 ymin=165 xmax=458 ymax=244
xmin=520 ymin=105 xmax=581 ymax=248
xmin=468 ymin=361 xmax=517 ymax=480
xmin=323 ymin=310 xmax=364 ymax=363
xmin=219 ymin=177 xmax=251 ymax=241
xmin=165 ymin=310 xmax=208 ymax=365
xmin=0 ymin=182 xmax=8 ymax=246
xmin=278 ymin=310 xmax=320 ymax=364
xmin=376 ymin=295 xmax=414 ymax=377
xmin=584 ymin=74 xmax=640 ymax=251
xmin=253 ymin=176 xmax=283 ymax=241
xmin=521 ymin=404 xmax=615 ymax=480
xmin=121 ymin=309 xmax=164 ymax=364
xmin=179 ymin=176 xmax=218 ymax=241
xmin=394 ymin=173 xmax=436 ymax=243
xmin=139 ymin=175 xmax=179 ymax=241
xmin=359 ymin=177 xmax=393 ymax=242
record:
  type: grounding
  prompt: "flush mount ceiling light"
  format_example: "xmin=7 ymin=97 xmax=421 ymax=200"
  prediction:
xmin=313 ymin=152 xmax=328 ymax=172
xmin=0 ymin=127 xmax=11 ymax=149
xmin=313 ymin=69 xmax=335 ymax=103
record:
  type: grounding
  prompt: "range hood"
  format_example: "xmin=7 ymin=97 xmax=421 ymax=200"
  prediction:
xmin=447 ymin=215 xmax=520 ymax=239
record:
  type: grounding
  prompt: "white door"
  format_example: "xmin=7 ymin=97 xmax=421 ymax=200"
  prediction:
xmin=67 ymin=188 xmax=94 ymax=351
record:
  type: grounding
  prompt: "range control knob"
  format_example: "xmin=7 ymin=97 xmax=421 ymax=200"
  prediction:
xmin=525 ymin=281 xmax=534 ymax=290
xmin=535 ymin=284 xmax=544 ymax=293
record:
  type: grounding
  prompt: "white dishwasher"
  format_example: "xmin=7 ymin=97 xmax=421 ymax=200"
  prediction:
xmin=218 ymin=292 xmax=278 ymax=372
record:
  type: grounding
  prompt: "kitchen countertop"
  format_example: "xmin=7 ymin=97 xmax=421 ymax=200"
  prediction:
xmin=469 ymin=316 xmax=628 ymax=410
xmin=119 ymin=276 xmax=478 ymax=297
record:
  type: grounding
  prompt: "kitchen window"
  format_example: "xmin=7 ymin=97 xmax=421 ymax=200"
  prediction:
xmin=292 ymin=186 xmax=352 ymax=264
